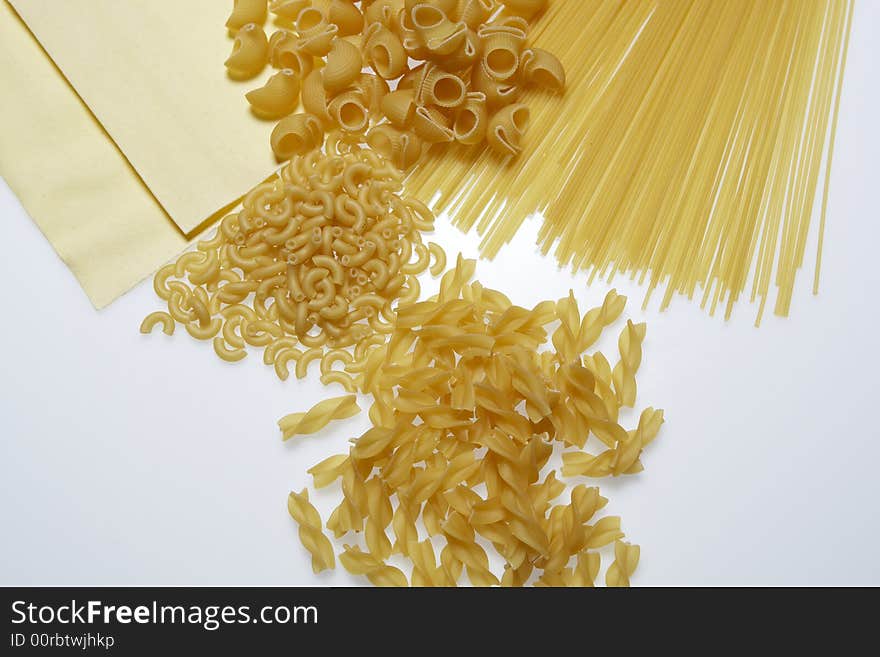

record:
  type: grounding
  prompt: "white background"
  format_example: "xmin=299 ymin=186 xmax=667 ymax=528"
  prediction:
xmin=2 ymin=2 xmax=879 ymax=586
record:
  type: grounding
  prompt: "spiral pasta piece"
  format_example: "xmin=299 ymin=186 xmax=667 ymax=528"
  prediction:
xmin=278 ymin=394 xmax=361 ymax=439
xmin=605 ymin=541 xmax=640 ymax=587
xmin=288 ymin=489 xmax=336 ymax=573
xmin=246 ymin=69 xmax=301 ymax=119
xmin=339 ymin=545 xmax=408 ymax=587
xmin=225 ymin=23 xmax=269 ymax=80
xmin=611 ymin=319 xmax=646 ymax=408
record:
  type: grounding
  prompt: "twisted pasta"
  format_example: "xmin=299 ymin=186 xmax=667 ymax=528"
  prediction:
xmin=287 ymin=489 xmax=336 ymax=573
xmin=605 ymin=540 xmax=640 ymax=587
xmin=339 ymin=545 xmax=408 ymax=587
xmin=278 ymin=394 xmax=361 ymax=439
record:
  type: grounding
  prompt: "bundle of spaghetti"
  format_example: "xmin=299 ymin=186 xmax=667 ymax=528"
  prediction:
xmin=407 ymin=0 xmax=854 ymax=324
xmin=287 ymin=256 xmax=665 ymax=586
xmin=140 ymin=132 xmax=446 ymax=388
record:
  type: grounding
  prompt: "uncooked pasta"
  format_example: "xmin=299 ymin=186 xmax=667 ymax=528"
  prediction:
xmin=407 ymin=0 xmax=854 ymax=323
xmin=282 ymin=256 xmax=663 ymax=586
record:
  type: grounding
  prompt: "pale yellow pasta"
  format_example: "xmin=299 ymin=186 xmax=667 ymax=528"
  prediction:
xmin=411 ymin=105 xmax=454 ymax=143
xmin=486 ymin=103 xmax=529 ymax=157
xmin=269 ymin=0 xmax=310 ymax=22
xmin=326 ymin=0 xmax=364 ymax=37
xmin=410 ymin=4 xmax=466 ymax=56
xmin=453 ymin=91 xmax=488 ymax=145
xmin=296 ymin=9 xmax=339 ymax=56
xmin=294 ymin=346 xmax=325 ymax=378
xmin=363 ymin=0 xmax=397 ymax=27
xmin=364 ymin=23 xmax=408 ymax=80
xmin=481 ymin=31 xmax=523 ymax=82
xmin=379 ymin=89 xmax=416 ymax=128
xmin=213 ymin=336 xmax=247 ymax=362
xmin=287 ymin=489 xmax=336 ymax=573
xmin=471 ymin=62 xmax=520 ymax=110
xmin=457 ymin=0 xmax=493 ymax=30
xmin=498 ymin=0 xmax=548 ymax=20
xmin=268 ymin=30 xmax=314 ymax=76
xmin=605 ymin=541 xmax=640 ymax=587
xmin=611 ymin=320 xmax=646 ymax=408
xmin=226 ymin=0 xmax=268 ymax=31
xmin=225 ymin=23 xmax=269 ymax=80
xmin=278 ymin=394 xmax=361 ymax=439
xmin=246 ymin=69 xmax=301 ymax=119
xmin=322 ymin=38 xmax=363 ymax=94
xmin=427 ymin=242 xmax=446 ymax=277
xmin=521 ymin=47 xmax=565 ymax=90
xmin=140 ymin=311 xmax=175 ymax=336
xmin=416 ymin=65 xmax=467 ymax=108
xmin=366 ymin=124 xmax=423 ymax=171
xmin=328 ymin=90 xmax=370 ymax=133
xmin=301 ymin=69 xmax=332 ymax=122
xmin=270 ymin=112 xmax=324 ymax=161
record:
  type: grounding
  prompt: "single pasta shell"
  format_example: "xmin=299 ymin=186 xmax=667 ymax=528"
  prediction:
xmin=365 ymin=24 xmax=408 ymax=80
xmin=302 ymin=69 xmax=331 ymax=122
xmin=225 ymin=23 xmax=269 ymax=80
xmin=227 ymin=0 xmax=268 ymax=31
xmin=271 ymin=113 xmax=324 ymax=161
xmin=411 ymin=105 xmax=454 ymax=143
xmin=419 ymin=66 xmax=467 ymax=108
xmin=424 ymin=21 xmax=468 ymax=57
xmin=295 ymin=6 xmax=328 ymax=38
xmin=381 ymin=89 xmax=417 ymax=128
xmin=453 ymin=92 xmax=488 ymax=145
xmin=440 ymin=27 xmax=480 ymax=72
xmin=471 ymin=62 xmax=520 ymax=109
xmin=327 ymin=0 xmax=365 ymax=37
xmin=487 ymin=103 xmax=530 ymax=157
xmin=367 ymin=124 xmax=423 ymax=170
xmin=521 ymin=47 xmax=566 ymax=90
xmin=482 ymin=31 xmax=522 ymax=82
xmin=246 ymin=69 xmax=301 ymax=119
xmin=298 ymin=23 xmax=338 ymax=56
xmin=328 ymin=90 xmax=370 ymax=132
xmin=356 ymin=73 xmax=391 ymax=117
xmin=323 ymin=39 xmax=363 ymax=93
xmin=397 ymin=64 xmax=424 ymax=91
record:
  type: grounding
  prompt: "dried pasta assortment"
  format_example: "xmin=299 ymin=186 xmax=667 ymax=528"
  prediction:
xmin=224 ymin=0 xmax=565 ymax=166
xmin=408 ymin=0 xmax=854 ymax=323
xmin=140 ymin=132 xmax=439 ymax=383
xmin=284 ymin=258 xmax=664 ymax=586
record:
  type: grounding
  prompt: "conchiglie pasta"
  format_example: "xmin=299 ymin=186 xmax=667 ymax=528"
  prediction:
xmin=246 ymin=69 xmax=301 ymax=119
xmin=521 ymin=47 xmax=565 ymax=90
xmin=271 ymin=113 xmax=324 ymax=161
xmin=487 ymin=103 xmax=529 ymax=156
xmin=322 ymin=38 xmax=363 ymax=94
xmin=226 ymin=0 xmax=268 ymax=31
xmin=225 ymin=23 xmax=269 ymax=80
xmin=364 ymin=24 xmax=408 ymax=80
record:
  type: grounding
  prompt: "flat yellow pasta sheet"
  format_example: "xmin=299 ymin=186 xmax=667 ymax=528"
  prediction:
xmin=0 ymin=2 xmax=198 ymax=308
xmin=9 ymin=0 xmax=277 ymax=234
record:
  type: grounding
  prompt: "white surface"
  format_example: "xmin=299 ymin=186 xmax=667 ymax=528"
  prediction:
xmin=2 ymin=3 xmax=879 ymax=586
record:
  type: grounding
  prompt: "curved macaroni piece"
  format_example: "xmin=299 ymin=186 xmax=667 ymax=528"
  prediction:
xmin=427 ymin=242 xmax=447 ymax=277
xmin=226 ymin=0 xmax=268 ymax=31
xmin=271 ymin=112 xmax=324 ymax=161
xmin=322 ymin=38 xmax=363 ymax=94
xmin=140 ymin=311 xmax=175 ymax=336
xmin=278 ymin=394 xmax=361 ymax=440
xmin=521 ymin=47 xmax=566 ymax=91
xmin=411 ymin=105 xmax=454 ymax=143
xmin=327 ymin=90 xmax=370 ymax=133
xmin=287 ymin=489 xmax=336 ymax=573
xmin=364 ymin=24 xmax=408 ymax=80
xmin=225 ymin=23 xmax=269 ymax=80
xmin=380 ymin=89 xmax=417 ymax=128
xmin=268 ymin=30 xmax=314 ymax=76
xmin=213 ymin=336 xmax=247 ymax=362
xmin=486 ymin=103 xmax=530 ymax=157
xmin=246 ymin=69 xmax=301 ymax=119
xmin=453 ymin=91 xmax=488 ymax=145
